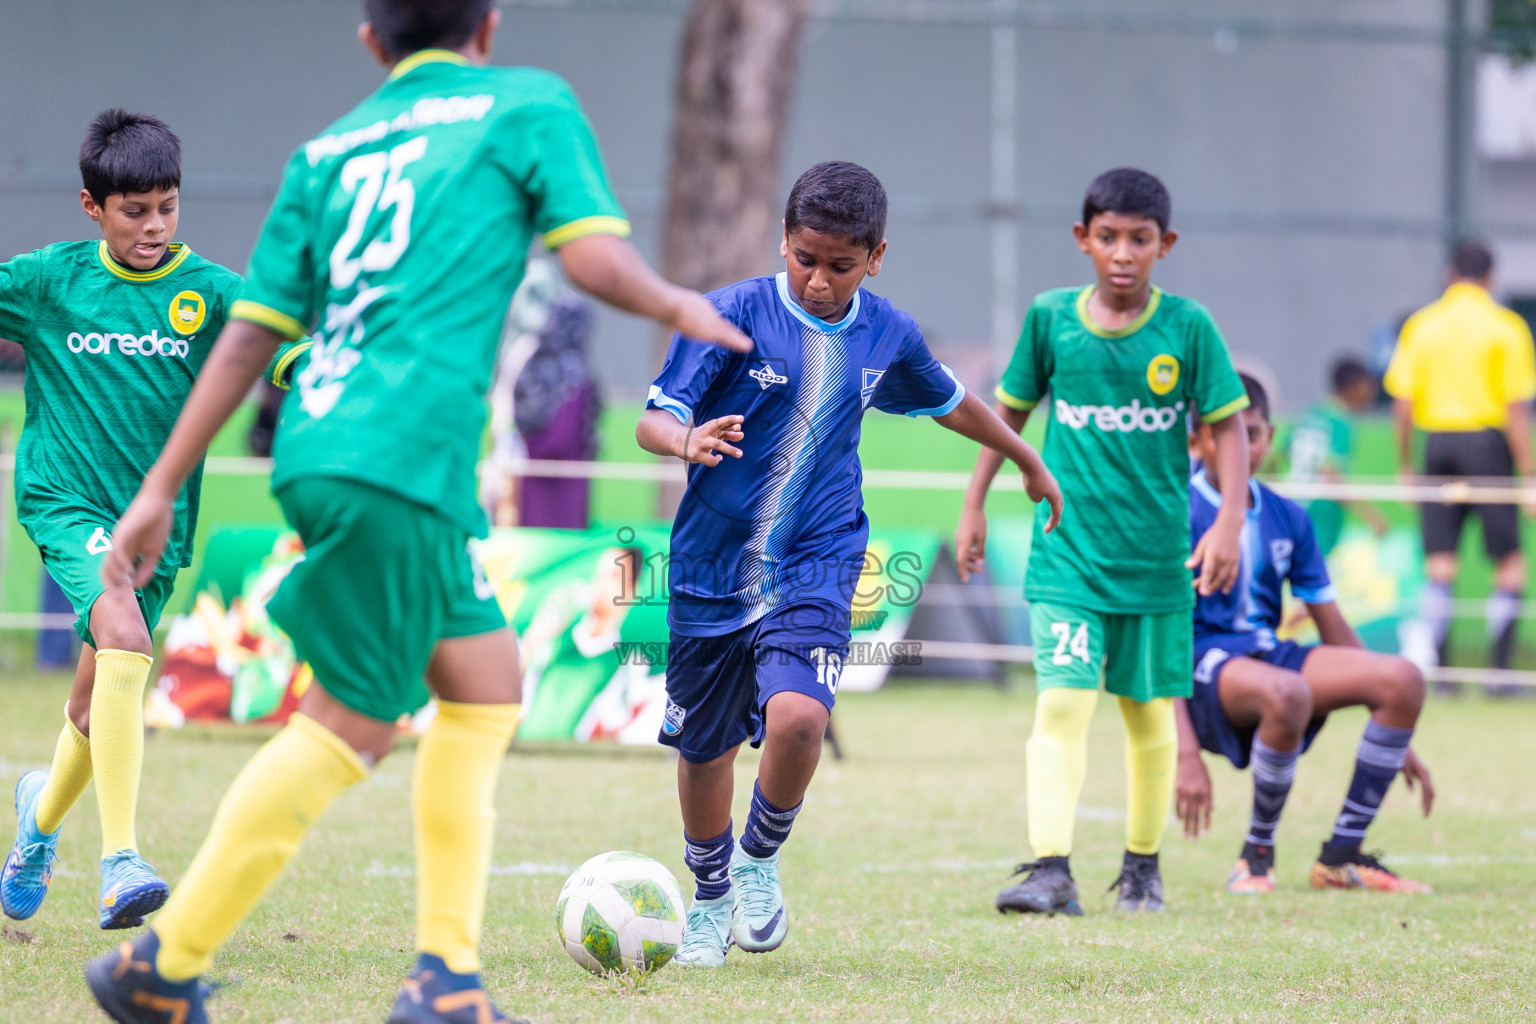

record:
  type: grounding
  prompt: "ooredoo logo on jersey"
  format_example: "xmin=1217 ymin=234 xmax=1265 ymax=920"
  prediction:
xmin=65 ymin=329 xmax=190 ymax=358
xmin=1054 ymin=397 xmax=1185 ymax=433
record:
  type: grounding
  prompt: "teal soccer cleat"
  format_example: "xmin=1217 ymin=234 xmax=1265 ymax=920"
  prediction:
xmin=672 ymin=890 xmax=734 ymax=967
xmin=728 ymin=846 xmax=788 ymax=953
xmin=85 ymin=929 xmax=208 ymax=1024
xmin=385 ymin=954 xmax=528 ymax=1024
xmin=99 ymin=850 xmax=169 ymax=930
xmin=2 ymin=771 xmax=61 ymax=921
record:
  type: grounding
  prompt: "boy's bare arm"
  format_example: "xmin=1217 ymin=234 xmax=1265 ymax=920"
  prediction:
xmin=1306 ymin=600 xmax=1362 ymax=648
xmin=1173 ymin=697 xmax=1213 ymax=840
xmin=1186 ymin=411 xmax=1247 ymax=595
xmin=953 ymin=399 xmax=1039 ymax=582
xmin=557 ymin=234 xmax=750 ymax=353
xmin=635 ymin=407 xmax=744 ymax=466
xmin=104 ymin=320 xmax=283 ymax=587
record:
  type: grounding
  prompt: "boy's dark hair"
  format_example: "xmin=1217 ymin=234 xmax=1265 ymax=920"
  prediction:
xmin=1451 ymin=239 xmax=1494 ymax=280
xmin=79 ymin=109 xmax=180 ymax=206
xmin=364 ymin=0 xmax=493 ymax=59
xmin=1082 ymin=168 xmax=1171 ymax=233
xmin=784 ymin=161 xmax=887 ymax=252
xmin=1330 ymin=355 xmax=1374 ymax=395
xmin=1238 ymin=372 xmax=1270 ymax=424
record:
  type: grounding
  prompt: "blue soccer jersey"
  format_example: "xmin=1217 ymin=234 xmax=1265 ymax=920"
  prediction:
xmin=648 ymin=272 xmax=964 ymax=636
xmin=1190 ymin=468 xmax=1336 ymax=655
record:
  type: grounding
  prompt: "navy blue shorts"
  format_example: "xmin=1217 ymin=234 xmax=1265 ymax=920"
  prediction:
xmin=1188 ymin=640 xmax=1328 ymax=769
xmin=659 ymin=602 xmax=847 ymax=763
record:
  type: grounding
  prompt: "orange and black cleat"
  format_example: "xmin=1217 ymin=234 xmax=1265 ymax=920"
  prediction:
xmin=1310 ymin=844 xmax=1431 ymax=894
xmin=1226 ymin=842 xmax=1277 ymax=894
xmin=85 ymin=930 xmax=208 ymax=1024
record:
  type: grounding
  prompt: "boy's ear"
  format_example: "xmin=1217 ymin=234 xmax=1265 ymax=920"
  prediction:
xmin=358 ymin=22 xmax=393 ymax=68
xmin=80 ymin=189 xmax=103 ymax=223
xmin=779 ymin=226 xmax=791 ymax=260
xmin=1072 ymin=222 xmax=1090 ymax=253
xmin=1158 ymin=228 xmax=1179 ymax=257
xmin=469 ymin=7 xmax=501 ymax=60
xmin=865 ymin=239 xmax=887 ymax=278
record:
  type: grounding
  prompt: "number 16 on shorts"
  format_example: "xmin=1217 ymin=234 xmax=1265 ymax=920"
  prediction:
xmin=1029 ymin=602 xmax=1106 ymax=690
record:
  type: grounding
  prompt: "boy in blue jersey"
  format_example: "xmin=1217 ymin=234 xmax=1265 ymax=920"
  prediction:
xmin=637 ymin=161 xmax=1062 ymax=966
xmin=1176 ymin=375 xmax=1435 ymax=894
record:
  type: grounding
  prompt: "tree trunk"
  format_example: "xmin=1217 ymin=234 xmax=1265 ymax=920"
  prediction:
xmin=660 ymin=0 xmax=808 ymax=346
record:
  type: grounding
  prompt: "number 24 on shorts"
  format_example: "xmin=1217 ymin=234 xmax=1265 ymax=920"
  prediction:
xmin=1051 ymin=622 xmax=1091 ymax=666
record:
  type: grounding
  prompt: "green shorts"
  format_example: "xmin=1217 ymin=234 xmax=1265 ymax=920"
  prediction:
xmin=268 ymin=477 xmax=508 ymax=722
xmin=33 ymin=517 xmax=177 ymax=648
xmin=1029 ymin=601 xmax=1193 ymax=702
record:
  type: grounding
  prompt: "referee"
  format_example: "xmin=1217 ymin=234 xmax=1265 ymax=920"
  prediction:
xmin=1386 ymin=241 xmax=1536 ymax=682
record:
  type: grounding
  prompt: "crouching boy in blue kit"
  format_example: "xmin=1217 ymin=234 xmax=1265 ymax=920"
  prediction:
xmin=636 ymin=161 xmax=1063 ymax=966
xmin=1175 ymin=374 xmax=1435 ymax=895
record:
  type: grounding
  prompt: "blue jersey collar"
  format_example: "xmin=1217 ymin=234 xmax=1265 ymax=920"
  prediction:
xmin=775 ymin=272 xmax=861 ymax=334
xmin=1192 ymin=467 xmax=1263 ymax=515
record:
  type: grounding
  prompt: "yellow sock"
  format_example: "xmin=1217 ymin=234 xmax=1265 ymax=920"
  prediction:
xmin=414 ymin=701 xmax=520 ymax=974
xmin=90 ymin=650 xmax=152 ymax=857
xmin=1025 ymin=687 xmax=1098 ymax=859
xmin=35 ymin=714 xmax=93 ymax=835
xmin=1120 ymin=697 xmax=1176 ymax=855
xmin=154 ymin=713 xmax=367 ymax=981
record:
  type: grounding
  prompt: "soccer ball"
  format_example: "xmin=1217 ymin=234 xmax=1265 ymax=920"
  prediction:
xmin=555 ymin=851 xmax=686 ymax=975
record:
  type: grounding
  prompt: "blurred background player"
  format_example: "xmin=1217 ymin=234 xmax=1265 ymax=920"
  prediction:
xmin=0 ymin=110 xmax=303 ymax=933
xmin=638 ymin=161 xmax=1060 ymax=967
xmin=1176 ymin=373 xmax=1433 ymax=895
xmin=90 ymin=1 xmax=750 ymax=1022
xmin=959 ymin=167 xmax=1250 ymax=916
xmin=1386 ymin=240 xmax=1536 ymax=687
xmin=1285 ymin=355 xmax=1388 ymax=554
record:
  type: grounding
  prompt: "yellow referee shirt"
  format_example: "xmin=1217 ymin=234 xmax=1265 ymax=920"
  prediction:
xmin=1385 ymin=282 xmax=1536 ymax=431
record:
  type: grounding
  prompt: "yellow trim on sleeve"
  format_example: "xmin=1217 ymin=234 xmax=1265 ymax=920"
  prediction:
xmin=1074 ymin=285 xmax=1162 ymax=339
xmin=268 ymin=341 xmax=312 ymax=390
xmin=389 ymin=49 xmax=469 ymax=80
xmin=542 ymin=215 xmax=632 ymax=249
xmin=994 ymin=385 xmax=1038 ymax=411
xmin=1201 ymin=394 xmax=1251 ymax=424
xmin=231 ymin=299 xmax=308 ymax=341
xmin=96 ymin=241 xmax=191 ymax=283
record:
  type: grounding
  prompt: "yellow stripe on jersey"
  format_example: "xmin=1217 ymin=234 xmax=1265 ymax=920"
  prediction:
xmin=1074 ymin=285 xmax=1163 ymax=339
xmin=96 ymin=241 xmax=191 ymax=283
xmin=389 ymin=48 xmax=469 ymax=80
xmin=542 ymin=215 xmax=632 ymax=250
xmin=994 ymin=385 xmax=1038 ymax=411
xmin=231 ymin=300 xmax=308 ymax=341
xmin=268 ymin=341 xmax=312 ymax=390
xmin=1201 ymin=394 xmax=1251 ymax=424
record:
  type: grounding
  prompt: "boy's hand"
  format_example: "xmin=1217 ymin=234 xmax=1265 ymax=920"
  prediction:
xmin=1186 ymin=519 xmax=1242 ymax=596
xmin=1401 ymin=748 xmax=1435 ymax=816
xmin=1023 ymin=463 xmax=1063 ymax=535
xmin=1175 ymin=752 xmax=1213 ymax=840
xmin=955 ymin=506 xmax=988 ymax=583
xmin=102 ymin=491 xmax=175 ymax=590
xmin=681 ymin=414 xmax=745 ymax=466
xmin=666 ymin=289 xmax=752 ymax=353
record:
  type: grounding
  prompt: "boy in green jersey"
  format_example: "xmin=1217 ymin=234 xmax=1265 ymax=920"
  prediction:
xmin=88 ymin=2 xmax=748 ymax=1022
xmin=0 ymin=110 xmax=305 ymax=933
xmin=1285 ymin=355 xmax=1386 ymax=554
xmin=957 ymin=168 xmax=1251 ymax=915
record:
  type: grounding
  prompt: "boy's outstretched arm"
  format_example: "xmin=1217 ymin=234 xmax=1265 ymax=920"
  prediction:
xmin=943 ymin=393 xmax=1061 ymax=583
xmin=636 ymin=407 xmax=745 ymax=466
xmin=1173 ymin=698 xmax=1213 ymax=841
xmin=557 ymin=234 xmax=751 ymax=353
xmin=1186 ymin=411 xmax=1247 ymax=595
xmin=103 ymin=320 xmax=283 ymax=587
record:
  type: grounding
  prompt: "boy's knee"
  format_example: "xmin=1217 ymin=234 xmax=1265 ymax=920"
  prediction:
xmin=1262 ymin=674 xmax=1313 ymax=731
xmin=1384 ymin=658 xmax=1426 ymax=714
xmin=764 ymin=692 xmax=829 ymax=751
xmin=88 ymin=590 xmax=152 ymax=655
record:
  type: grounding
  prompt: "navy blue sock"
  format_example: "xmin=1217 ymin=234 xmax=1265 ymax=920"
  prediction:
xmin=684 ymin=823 xmax=734 ymax=901
xmin=739 ymin=780 xmax=801 ymax=860
xmin=1326 ymin=720 xmax=1412 ymax=850
xmin=1246 ymin=737 xmax=1299 ymax=848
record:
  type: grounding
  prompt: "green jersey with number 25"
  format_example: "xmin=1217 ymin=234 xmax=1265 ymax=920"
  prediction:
xmin=996 ymin=286 xmax=1248 ymax=614
xmin=233 ymin=49 xmax=630 ymax=535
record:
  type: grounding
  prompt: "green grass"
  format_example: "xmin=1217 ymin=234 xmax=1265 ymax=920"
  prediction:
xmin=3 ymin=668 xmax=1533 ymax=1023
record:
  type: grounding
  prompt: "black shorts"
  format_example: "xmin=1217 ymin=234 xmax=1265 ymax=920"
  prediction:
xmin=1421 ymin=430 xmax=1521 ymax=560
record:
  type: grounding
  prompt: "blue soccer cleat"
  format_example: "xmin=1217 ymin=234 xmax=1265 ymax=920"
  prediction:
xmin=85 ymin=929 xmax=208 ymax=1024
xmin=2 ymin=770 xmax=61 ymax=921
xmin=672 ymin=890 xmax=734 ymax=968
xmin=728 ymin=846 xmax=788 ymax=953
xmin=385 ymin=954 xmax=528 ymax=1024
xmin=99 ymin=850 xmax=169 ymax=930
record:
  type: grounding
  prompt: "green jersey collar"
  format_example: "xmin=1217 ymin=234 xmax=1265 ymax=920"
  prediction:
xmin=97 ymin=241 xmax=191 ymax=283
xmin=389 ymin=49 xmax=469 ymax=80
xmin=1075 ymin=285 xmax=1162 ymax=339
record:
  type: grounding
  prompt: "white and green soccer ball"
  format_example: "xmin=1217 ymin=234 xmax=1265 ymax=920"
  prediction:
xmin=555 ymin=851 xmax=686 ymax=975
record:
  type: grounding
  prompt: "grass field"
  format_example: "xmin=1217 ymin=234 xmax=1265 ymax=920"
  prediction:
xmin=3 ymin=668 xmax=1534 ymax=1023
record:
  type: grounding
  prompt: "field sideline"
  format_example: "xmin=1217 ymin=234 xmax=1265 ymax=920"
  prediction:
xmin=3 ymin=668 xmax=1533 ymax=1023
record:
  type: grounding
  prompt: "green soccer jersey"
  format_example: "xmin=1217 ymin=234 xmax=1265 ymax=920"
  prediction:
xmin=233 ymin=49 xmax=630 ymax=536
xmin=0 ymin=240 xmax=247 ymax=571
xmin=1286 ymin=397 xmax=1354 ymax=553
xmin=996 ymin=286 xmax=1248 ymax=613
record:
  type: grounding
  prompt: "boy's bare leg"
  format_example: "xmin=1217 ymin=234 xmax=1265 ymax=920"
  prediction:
xmin=756 ymin=691 xmax=830 ymax=811
xmin=678 ymin=749 xmax=740 ymax=842
xmin=1301 ymin=646 xmax=1424 ymax=728
xmin=68 ymin=643 xmax=98 ymax=735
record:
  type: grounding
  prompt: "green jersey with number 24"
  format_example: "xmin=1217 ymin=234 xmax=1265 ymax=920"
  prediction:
xmin=233 ymin=49 xmax=630 ymax=535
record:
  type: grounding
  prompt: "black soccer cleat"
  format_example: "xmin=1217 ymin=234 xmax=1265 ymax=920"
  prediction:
xmin=1108 ymin=850 xmax=1165 ymax=911
xmin=996 ymin=856 xmax=1083 ymax=916
xmin=85 ymin=930 xmax=208 ymax=1024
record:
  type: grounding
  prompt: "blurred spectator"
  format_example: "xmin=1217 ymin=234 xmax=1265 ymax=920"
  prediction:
xmin=483 ymin=261 xmax=562 ymax=526
xmin=1385 ymin=240 xmax=1536 ymax=685
xmin=1286 ymin=355 xmax=1388 ymax=554
xmin=515 ymin=295 xmax=601 ymax=529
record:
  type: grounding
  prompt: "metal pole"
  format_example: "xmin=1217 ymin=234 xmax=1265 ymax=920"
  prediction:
xmin=1444 ymin=0 xmax=1475 ymax=253
xmin=989 ymin=0 xmax=1020 ymax=370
